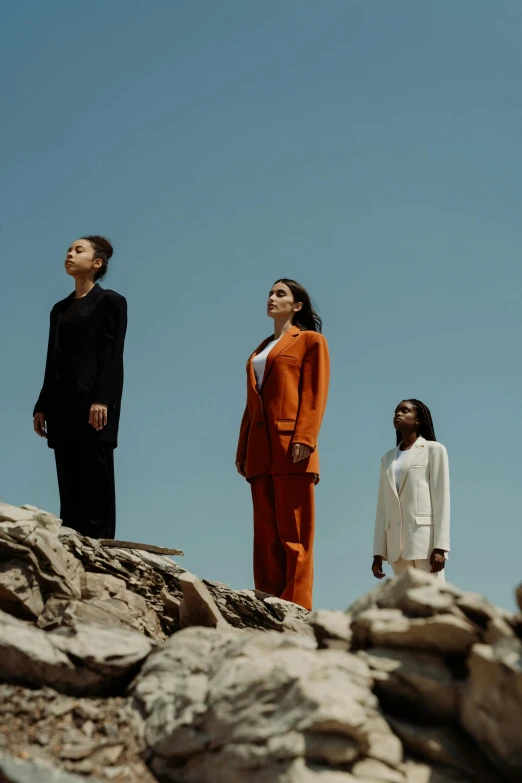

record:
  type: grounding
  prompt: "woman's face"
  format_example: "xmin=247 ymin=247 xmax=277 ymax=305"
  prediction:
xmin=393 ymin=401 xmax=420 ymax=431
xmin=64 ymin=239 xmax=101 ymax=278
xmin=267 ymin=282 xmax=302 ymax=320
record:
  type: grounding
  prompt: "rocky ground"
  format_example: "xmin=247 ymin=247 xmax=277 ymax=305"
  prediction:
xmin=0 ymin=501 xmax=521 ymax=783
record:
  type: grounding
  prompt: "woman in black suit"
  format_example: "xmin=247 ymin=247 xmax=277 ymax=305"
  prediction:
xmin=33 ymin=236 xmax=127 ymax=539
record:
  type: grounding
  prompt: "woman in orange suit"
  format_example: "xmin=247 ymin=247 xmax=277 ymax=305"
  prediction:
xmin=236 ymin=279 xmax=330 ymax=611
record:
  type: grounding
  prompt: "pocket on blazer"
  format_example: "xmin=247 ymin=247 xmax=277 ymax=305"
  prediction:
xmin=275 ymin=355 xmax=300 ymax=365
xmin=277 ymin=419 xmax=296 ymax=433
xmin=415 ymin=515 xmax=433 ymax=526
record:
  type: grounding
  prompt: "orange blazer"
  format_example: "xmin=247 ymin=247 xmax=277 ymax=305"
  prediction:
xmin=236 ymin=326 xmax=330 ymax=478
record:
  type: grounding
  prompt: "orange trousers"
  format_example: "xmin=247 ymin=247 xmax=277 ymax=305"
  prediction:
xmin=250 ymin=474 xmax=315 ymax=611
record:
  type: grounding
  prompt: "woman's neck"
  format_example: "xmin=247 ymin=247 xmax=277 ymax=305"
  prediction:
xmin=273 ymin=317 xmax=294 ymax=340
xmin=74 ymin=278 xmax=96 ymax=299
xmin=399 ymin=431 xmax=419 ymax=451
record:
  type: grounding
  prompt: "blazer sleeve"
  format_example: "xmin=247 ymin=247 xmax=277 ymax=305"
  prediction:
xmin=373 ymin=459 xmax=388 ymax=559
xmin=292 ymin=334 xmax=330 ymax=450
xmin=33 ymin=309 xmax=56 ymax=416
xmin=92 ymin=295 xmax=128 ymax=406
xmin=236 ymin=405 xmax=251 ymax=463
xmin=429 ymin=445 xmax=450 ymax=552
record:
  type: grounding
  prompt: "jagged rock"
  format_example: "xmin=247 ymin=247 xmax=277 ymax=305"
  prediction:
xmin=460 ymin=639 xmax=522 ymax=781
xmin=358 ymin=647 xmax=460 ymax=719
xmin=484 ymin=616 xmax=516 ymax=645
xmin=0 ymin=519 xmax=83 ymax=604
xmin=0 ymin=558 xmax=45 ymax=619
xmin=352 ymin=608 xmax=479 ymax=656
xmin=0 ymin=501 xmax=519 ymax=782
xmin=376 ymin=571 xmax=460 ymax=618
xmin=388 ymin=718 xmax=498 ymax=783
xmin=0 ymin=502 xmax=62 ymax=530
xmin=348 ymin=570 xmax=461 ymax=619
xmin=38 ymin=571 xmax=164 ymax=640
xmin=0 ymin=753 xmax=102 ymax=782
xmin=309 ymin=610 xmax=353 ymax=649
xmin=455 ymin=592 xmax=503 ymax=628
xmin=0 ymin=608 xmax=155 ymax=695
xmin=131 ymin=626 xmax=402 ymax=782
xmin=179 ymin=572 xmax=229 ymax=629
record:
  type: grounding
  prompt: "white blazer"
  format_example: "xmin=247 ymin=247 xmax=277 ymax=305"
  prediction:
xmin=373 ymin=436 xmax=450 ymax=564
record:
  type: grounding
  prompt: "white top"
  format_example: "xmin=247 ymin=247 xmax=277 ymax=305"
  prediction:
xmin=394 ymin=448 xmax=408 ymax=491
xmin=253 ymin=338 xmax=280 ymax=390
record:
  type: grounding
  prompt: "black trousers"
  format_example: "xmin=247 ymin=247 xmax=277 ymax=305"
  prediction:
xmin=54 ymin=441 xmax=116 ymax=539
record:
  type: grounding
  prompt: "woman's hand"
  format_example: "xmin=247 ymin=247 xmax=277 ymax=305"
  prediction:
xmin=372 ymin=556 xmax=386 ymax=579
xmin=430 ymin=549 xmax=446 ymax=573
xmin=33 ymin=412 xmax=47 ymax=439
xmin=235 ymin=460 xmax=247 ymax=478
xmin=292 ymin=443 xmax=312 ymax=463
xmin=89 ymin=403 xmax=108 ymax=431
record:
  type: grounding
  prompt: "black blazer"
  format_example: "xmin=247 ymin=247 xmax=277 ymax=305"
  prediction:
xmin=34 ymin=284 xmax=127 ymax=447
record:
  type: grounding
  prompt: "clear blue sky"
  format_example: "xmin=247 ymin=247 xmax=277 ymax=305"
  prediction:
xmin=2 ymin=1 xmax=521 ymax=611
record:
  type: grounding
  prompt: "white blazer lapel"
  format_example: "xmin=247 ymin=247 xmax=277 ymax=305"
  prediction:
xmin=398 ymin=437 xmax=426 ymax=495
xmin=386 ymin=448 xmax=400 ymax=498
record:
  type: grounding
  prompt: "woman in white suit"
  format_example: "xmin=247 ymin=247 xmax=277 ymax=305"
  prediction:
xmin=372 ymin=399 xmax=450 ymax=582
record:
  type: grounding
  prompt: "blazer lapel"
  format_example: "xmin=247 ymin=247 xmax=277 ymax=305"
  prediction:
xmin=260 ymin=326 xmax=300 ymax=388
xmin=398 ymin=437 xmax=426 ymax=495
xmin=386 ymin=448 xmax=400 ymax=498
xmin=247 ymin=336 xmax=273 ymax=394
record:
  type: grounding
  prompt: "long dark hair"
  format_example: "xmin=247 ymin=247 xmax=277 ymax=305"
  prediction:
xmin=274 ymin=278 xmax=322 ymax=332
xmin=82 ymin=235 xmax=113 ymax=281
xmin=395 ymin=399 xmax=437 ymax=446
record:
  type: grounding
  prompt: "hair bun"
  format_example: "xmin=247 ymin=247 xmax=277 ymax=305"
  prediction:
xmin=82 ymin=235 xmax=114 ymax=281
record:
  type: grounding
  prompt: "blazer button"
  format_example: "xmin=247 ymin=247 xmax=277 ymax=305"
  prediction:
xmin=257 ymin=421 xmax=264 ymax=427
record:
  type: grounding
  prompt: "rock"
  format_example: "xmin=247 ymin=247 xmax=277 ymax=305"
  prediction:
xmin=131 ymin=626 xmax=401 ymax=781
xmin=0 ymin=609 xmax=155 ymax=696
xmin=402 ymin=759 xmax=474 ymax=782
xmin=0 ymin=519 xmax=83 ymax=602
xmin=160 ymin=587 xmax=181 ymax=619
xmin=0 ymin=558 xmax=45 ymax=619
xmin=484 ymin=616 xmax=516 ymax=645
xmin=455 ymin=592 xmax=501 ymax=628
xmin=0 ymin=499 xmax=519 ymax=782
xmin=352 ymin=609 xmax=479 ymax=656
xmin=376 ymin=570 xmax=461 ymax=618
xmin=179 ymin=572 xmax=229 ymax=629
xmin=359 ymin=647 xmax=459 ymax=719
xmin=460 ymin=639 xmax=522 ymax=781
xmin=38 ymin=585 xmax=164 ymax=640
xmin=152 ymin=752 xmax=371 ymax=782
xmin=388 ymin=718 xmax=498 ymax=783
xmin=57 ymin=526 xmax=310 ymax=637
xmin=349 ymin=571 xmax=462 ymax=621
xmin=309 ymin=610 xmax=353 ymax=649
xmin=363 ymin=712 xmax=403 ymax=768
xmin=0 ymin=683 xmax=153 ymax=783
xmin=0 ymin=753 xmax=102 ymax=782
xmin=351 ymin=757 xmax=406 ymax=781
xmin=0 ymin=502 xmax=62 ymax=530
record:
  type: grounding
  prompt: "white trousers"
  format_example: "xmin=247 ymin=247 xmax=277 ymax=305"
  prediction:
xmin=391 ymin=556 xmax=446 ymax=583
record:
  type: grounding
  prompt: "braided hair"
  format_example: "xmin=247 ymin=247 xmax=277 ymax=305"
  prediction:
xmin=395 ymin=399 xmax=437 ymax=446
